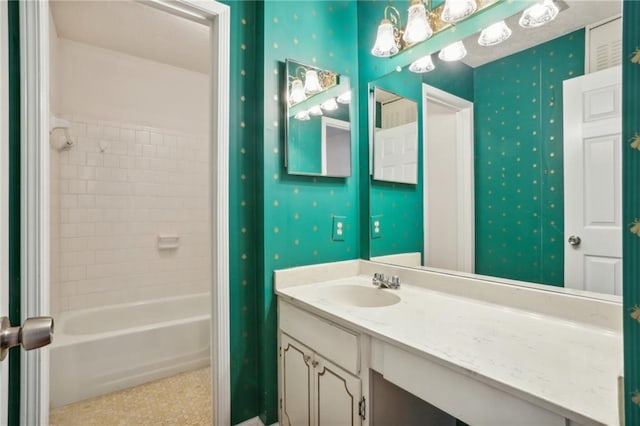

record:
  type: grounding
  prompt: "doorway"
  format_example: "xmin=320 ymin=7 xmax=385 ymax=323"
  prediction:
xmin=13 ymin=0 xmax=230 ymax=424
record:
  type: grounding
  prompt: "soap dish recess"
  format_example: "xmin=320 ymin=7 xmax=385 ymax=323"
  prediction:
xmin=158 ymin=235 xmax=179 ymax=250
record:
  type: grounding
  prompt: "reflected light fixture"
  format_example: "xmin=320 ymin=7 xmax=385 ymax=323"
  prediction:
xmin=409 ymin=54 xmax=435 ymax=73
xmin=337 ymin=91 xmax=352 ymax=104
xmin=294 ymin=110 xmax=310 ymax=121
xmin=308 ymin=105 xmax=323 ymax=116
xmin=289 ymin=79 xmax=307 ymax=104
xmin=519 ymin=0 xmax=559 ymax=28
xmin=478 ymin=20 xmax=512 ymax=46
xmin=371 ymin=5 xmax=402 ymax=57
xmin=321 ymin=98 xmax=339 ymax=111
xmin=438 ymin=41 xmax=467 ymax=61
xmin=304 ymin=69 xmax=323 ymax=94
xmin=440 ymin=0 xmax=477 ymax=23
xmin=403 ymin=0 xmax=433 ymax=45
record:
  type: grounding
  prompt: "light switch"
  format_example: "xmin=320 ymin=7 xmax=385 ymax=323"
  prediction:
xmin=371 ymin=215 xmax=382 ymax=239
xmin=332 ymin=216 xmax=347 ymax=241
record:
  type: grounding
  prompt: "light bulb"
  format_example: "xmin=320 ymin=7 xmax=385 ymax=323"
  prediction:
xmin=337 ymin=91 xmax=352 ymax=104
xmin=441 ymin=0 xmax=477 ymax=23
xmin=294 ymin=110 xmax=310 ymax=121
xmin=308 ymin=105 xmax=323 ymax=116
xmin=289 ymin=79 xmax=306 ymax=104
xmin=304 ymin=70 xmax=322 ymax=94
xmin=478 ymin=20 xmax=512 ymax=46
xmin=519 ymin=0 xmax=559 ymax=28
xmin=438 ymin=41 xmax=467 ymax=62
xmin=409 ymin=54 xmax=435 ymax=73
xmin=371 ymin=19 xmax=399 ymax=57
xmin=403 ymin=1 xmax=433 ymax=45
xmin=321 ymin=98 xmax=339 ymax=111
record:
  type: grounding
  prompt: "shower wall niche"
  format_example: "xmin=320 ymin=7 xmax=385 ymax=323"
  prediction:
xmin=49 ymin=11 xmax=211 ymax=316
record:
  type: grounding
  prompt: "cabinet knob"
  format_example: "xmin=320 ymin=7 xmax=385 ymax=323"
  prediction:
xmin=303 ymin=355 xmax=311 ymax=365
xmin=312 ymin=360 xmax=319 ymax=368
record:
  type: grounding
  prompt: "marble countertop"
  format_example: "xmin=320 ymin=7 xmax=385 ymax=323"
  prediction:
xmin=276 ymin=271 xmax=622 ymax=426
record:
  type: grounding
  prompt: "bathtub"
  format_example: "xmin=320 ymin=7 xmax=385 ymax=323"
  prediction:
xmin=50 ymin=293 xmax=211 ymax=408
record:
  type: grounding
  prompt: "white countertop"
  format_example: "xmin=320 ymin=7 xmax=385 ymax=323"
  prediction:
xmin=276 ymin=272 xmax=622 ymax=426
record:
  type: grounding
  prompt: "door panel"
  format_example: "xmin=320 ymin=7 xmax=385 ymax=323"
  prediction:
xmin=281 ymin=334 xmax=313 ymax=426
xmin=315 ymin=356 xmax=360 ymax=426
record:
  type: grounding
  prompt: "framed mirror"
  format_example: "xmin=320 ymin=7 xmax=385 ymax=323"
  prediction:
xmin=284 ymin=59 xmax=352 ymax=177
xmin=366 ymin=1 xmax=623 ymax=299
xmin=371 ymin=87 xmax=419 ymax=185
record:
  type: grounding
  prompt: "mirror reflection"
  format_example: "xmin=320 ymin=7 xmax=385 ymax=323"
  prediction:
xmin=372 ymin=87 xmax=419 ymax=184
xmin=368 ymin=3 xmax=623 ymax=298
xmin=285 ymin=59 xmax=352 ymax=177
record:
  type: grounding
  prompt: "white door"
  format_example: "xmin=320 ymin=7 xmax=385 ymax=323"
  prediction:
xmin=280 ymin=333 xmax=313 ymax=426
xmin=563 ymin=66 xmax=622 ymax=295
xmin=314 ymin=355 xmax=361 ymax=426
xmin=373 ymin=122 xmax=418 ymax=184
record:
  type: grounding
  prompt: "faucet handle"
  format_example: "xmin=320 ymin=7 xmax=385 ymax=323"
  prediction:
xmin=390 ymin=275 xmax=400 ymax=288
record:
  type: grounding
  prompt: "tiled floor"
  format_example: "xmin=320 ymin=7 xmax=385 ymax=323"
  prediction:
xmin=50 ymin=367 xmax=212 ymax=425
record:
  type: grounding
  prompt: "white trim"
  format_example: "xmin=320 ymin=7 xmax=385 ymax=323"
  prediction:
xmin=20 ymin=1 xmax=50 ymax=424
xmin=0 ymin=3 xmax=10 ymax=423
xmin=21 ymin=1 xmax=231 ymax=425
xmin=422 ymin=84 xmax=475 ymax=273
xmin=320 ymin=116 xmax=351 ymax=176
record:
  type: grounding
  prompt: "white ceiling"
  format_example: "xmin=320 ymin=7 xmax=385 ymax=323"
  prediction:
xmin=50 ymin=0 xmax=210 ymax=74
xmin=462 ymin=0 xmax=622 ymax=68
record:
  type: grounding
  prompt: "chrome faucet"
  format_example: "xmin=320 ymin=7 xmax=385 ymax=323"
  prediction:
xmin=372 ymin=273 xmax=400 ymax=289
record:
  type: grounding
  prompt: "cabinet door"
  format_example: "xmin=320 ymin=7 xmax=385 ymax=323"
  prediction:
xmin=280 ymin=333 xmax=314 ymax=426
xmin=315 ymin=355 xmax=361 ymax=426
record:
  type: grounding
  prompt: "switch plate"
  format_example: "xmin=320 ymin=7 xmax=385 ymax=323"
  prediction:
xmin=371 ymin=215 xmax=382 ymax=239
xmin=332 ymin=216 xmax=347 ymax=241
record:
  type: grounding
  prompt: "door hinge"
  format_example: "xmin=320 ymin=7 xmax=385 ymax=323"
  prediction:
xmin=358 ymin=396 xmax=366 ymax=421
xmin=280 ymin=397 xmax=283 ymax=409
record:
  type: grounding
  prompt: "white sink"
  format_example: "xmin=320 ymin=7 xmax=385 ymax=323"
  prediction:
xmin=322 ymin=284 xmax=401 ymax=308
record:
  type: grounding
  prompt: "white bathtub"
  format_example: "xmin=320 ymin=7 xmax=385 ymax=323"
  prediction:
xmin=50 ymin=293 xmax=211 ymax=408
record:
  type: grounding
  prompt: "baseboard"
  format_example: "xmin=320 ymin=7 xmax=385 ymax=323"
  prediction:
xmin=233 ymin=416 xmax=279 ymax=426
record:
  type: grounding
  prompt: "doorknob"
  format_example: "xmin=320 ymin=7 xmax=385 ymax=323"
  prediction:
xmin=0 ymin=316 xmax=54 ymax=361
xmin=568 ymin=235 xmax=582 ymax=246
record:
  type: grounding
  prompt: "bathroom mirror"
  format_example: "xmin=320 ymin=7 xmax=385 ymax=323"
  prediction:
xmin=366 ymin=1 xmax=623 ymax=299
xmin=371 ymin=87 xmax=419 ymax=185
xmin=284 ymin=59 xmax=352 ymax=177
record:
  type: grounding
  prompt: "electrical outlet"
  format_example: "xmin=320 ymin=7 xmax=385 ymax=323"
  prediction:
xmin=332 ymin=216 xmax=347 ymax=241
xmin=371 ymin=215 xmax=382 ymax=239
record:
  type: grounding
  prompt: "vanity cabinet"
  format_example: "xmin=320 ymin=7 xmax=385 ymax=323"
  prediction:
xmin=278 ymin=301 xmax=365 ymax=426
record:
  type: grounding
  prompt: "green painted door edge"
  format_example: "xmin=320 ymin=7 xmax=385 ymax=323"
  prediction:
xmin=7 ymin=1 xmax=20 ymax=425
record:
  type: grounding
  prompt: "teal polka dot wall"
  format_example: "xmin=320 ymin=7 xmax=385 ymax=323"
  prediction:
xmin=474 ymin=30 xmax=585 ymax=285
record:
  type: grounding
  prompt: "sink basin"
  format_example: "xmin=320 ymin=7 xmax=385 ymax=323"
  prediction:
xmin=322 ymin=284 xmax=401 ymax=308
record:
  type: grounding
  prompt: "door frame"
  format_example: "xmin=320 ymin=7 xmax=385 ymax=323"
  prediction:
xmin=19 ymin=1 xmax=231 ymax=424
xmin=422 ymin=84 xmax=475 ymax=272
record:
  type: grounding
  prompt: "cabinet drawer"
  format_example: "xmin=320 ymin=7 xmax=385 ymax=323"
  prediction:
xmin=279 ymin=301 xmax=360 ymax=375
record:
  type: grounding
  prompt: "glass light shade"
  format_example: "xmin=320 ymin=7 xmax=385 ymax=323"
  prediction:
xmin=440 ymin=0 xmax=477 ymax=23
xmin=519 ymin=0 xmax=559 ymax=28
xmin=294 ymin=110 xmax=310 ymax=121
xmin=478 ymin=20 xmax=512 ymax=46
xmin=321 ymin=98 xmax=339 ymax=111
xmin=289 ymin=79 xmax=306 ymax=104
xmin=438 ymin=41 xmax=467 ymax=62
xmin=337 ymin=91 xmax=352 ymax=104
xmin=409 ymin=54 xmax=435 ymax=73
xmin=371 ymin=19 xmax=399 ymax=57
xmin=308 ymin=105 xmax=323 ymax=116
xmin=304 ymin=70 xmax=322 ymax=94
xmin=403 ymin=2 xmax=433 ymax=45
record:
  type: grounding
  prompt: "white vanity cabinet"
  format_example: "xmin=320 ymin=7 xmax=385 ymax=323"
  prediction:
xmin=278 ymin=301 xmax=365 ymax=426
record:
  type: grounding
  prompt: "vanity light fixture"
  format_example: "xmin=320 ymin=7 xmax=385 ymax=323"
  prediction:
xmin=337 ymin=91 xmax=352 ymax=104
xmin=519 ymin=0 xmax=559 ymax=28
xmin=308 ymin=105 xmax=323 ymax=116
xmin=403 ymin=0 xmax=433 ymax=45
xmin=478 ymin=20 xmax=512 ymax=46
xmin=294 ymin=110 xmax=310 ymax=121
xmin=371 ymin=5 xmax=403 ymax=57
xmin=321 ymin=98 xmax=339 ymax=111
xmin=440 ymin=0 xmax=477 ymax=23
xmin=409 ymin=54 xmax=435 ymax=73
xmin=289 ymin=79 xmax=307 ymax=105
xmin=438 ymin=40 xmax=467 ymax=61
xmin=304 ymin=69 xmax=322 ymax=94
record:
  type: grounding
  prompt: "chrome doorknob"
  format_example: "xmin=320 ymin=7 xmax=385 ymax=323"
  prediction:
xmin=0 ymin=316 xmax=54 ymax=361
xmin=568 ymin=235 xmax=582 ymax=246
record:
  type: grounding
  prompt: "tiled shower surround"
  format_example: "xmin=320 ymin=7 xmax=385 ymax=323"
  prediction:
xmin=51 ymin=116 xmax=210 ymax=312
